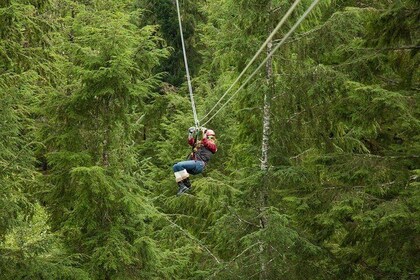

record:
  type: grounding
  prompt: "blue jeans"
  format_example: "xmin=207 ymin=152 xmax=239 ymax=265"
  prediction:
xmin=173 ymin=160 xmax=205 ymax=175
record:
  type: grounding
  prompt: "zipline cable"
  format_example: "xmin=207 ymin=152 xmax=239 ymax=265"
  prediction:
xmin=175 ymin=0 xmax=200 ymax=128
xmin=201 ymin=0 xmax=320 ymax=127
xmin=199 ymin=0 xmax=302 ymax=123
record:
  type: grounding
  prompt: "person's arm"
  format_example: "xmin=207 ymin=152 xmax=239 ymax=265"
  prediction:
xmin=202 ymin=137 xmax=217 ymax=153
xmin=188 ymin=127 xmax=196 ymax=146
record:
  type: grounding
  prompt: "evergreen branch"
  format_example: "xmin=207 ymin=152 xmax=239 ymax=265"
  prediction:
xmin=165 ymin=213 xmax=202 ymax=220
xmin=210 ymin=241 xmax=263 ymax=279
xmin=331 ymin=153 xmax=420 ymax=159
xmin=238 ymin=106 xmax=261 ymax=112
xmin=276 ymin=179 xmax=408 ymax=196
xmin=274 ymin=8 xmax=395 ymax=49
xmin=226 ymin=205 xmax=261 ymax=228
xmin=270 ymin=6 xmax=283 ymax=14
xmin=248 ymin=255 xmax=279 ymax=279
xmin=409 ymin=175 xmax=418 ymax=181
xmin=376 ymin=75 xmax=420 ymax=91
xmin=0 ymin=141 xmax=46 ymax=173
xmin=273 ymin=11 xmax=342 ymax=46
xmin=289 ymin=148 xmax=314 ymax=160
xmin=161 ymin=212 xmax=221 ymax=264
xmin=204 ymin=177 xmax=241 ymax=194
xmin=358 ymin=191 xmax=387 ymax=202
xmin=273 ymin=98 xmax=334 ymax=124
xmin=320 ymin=180 xmax=397 ymax=191
xmin=359 ymin=45 xmax=420 ymax=51
xmin=280 ymin=25 xmax=323 ymax=45
xmin=328 ymin=55 xmax=378 ymax=69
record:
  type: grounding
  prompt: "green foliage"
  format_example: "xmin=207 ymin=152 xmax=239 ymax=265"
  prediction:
xmin=0 ymin=0 xmax=68 ymax=278
xmin=36 ymin=0 xmax=173 ymax=278
xmin=0 ymin=73 xmax=34 ymax=240
xmin=136 ymin=0 xmax=204 ymax=86
xmin=1 ymin=0 xmax=418 ymax=279
xmin=0 ymin=204 xmax=90 ymax=280
xmin=192 ymin=0 xmax=419 ymax=279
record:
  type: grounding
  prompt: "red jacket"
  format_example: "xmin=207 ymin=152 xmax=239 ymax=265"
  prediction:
xmin=188 ymin=137 xmax=217 ymax=163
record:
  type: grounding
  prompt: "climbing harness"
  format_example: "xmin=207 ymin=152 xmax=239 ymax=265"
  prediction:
xmin=200 ymin=0 xmax=321 ymax=127
xmin=175 ymin=0 xmax=200 ymax=129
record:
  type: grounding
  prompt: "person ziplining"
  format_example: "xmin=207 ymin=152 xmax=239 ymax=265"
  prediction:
xmin=173 ymin=0 xmax=218 ymax=195
xmin=172 ymin=0 xmax=320 ymax=195
xmin=173 ymin=127 xmax=217 ymax=195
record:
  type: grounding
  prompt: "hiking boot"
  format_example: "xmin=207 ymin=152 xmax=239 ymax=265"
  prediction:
xmin=183 ymin=177 xmax=192 ymax=188
xmin=177 ymin=182 xmax=189 ymax=195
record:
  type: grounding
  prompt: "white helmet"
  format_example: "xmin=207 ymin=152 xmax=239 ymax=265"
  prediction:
xmin=205 ymin=129 xmax=216 ymax=138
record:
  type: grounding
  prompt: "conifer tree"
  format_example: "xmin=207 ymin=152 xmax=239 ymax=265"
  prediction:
xmin=191 ymin=0 xmax=419 ymax=278
xmin=191 ymin=1 xmax=327 ymax=278
xmin=1 ymin=0 xmax=90 ymax=278
xmin=266 ymin=0 xmax=419 ymax=278
xmin=136 ymin=0 xmax=204 ymax=86
xmin=0 ymin=0 xmax=418 ymax=278
xmin=39 ymin=0 xmax=172 ymax=278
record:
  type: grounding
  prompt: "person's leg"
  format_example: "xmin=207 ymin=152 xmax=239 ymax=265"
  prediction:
xmin=173 ymin=161 xmax=196 ymax=195
xmin=180 ymin=161 xmax=205 ymax=189
xmin=173 ymin=160 xmax=203 ymax=180
xmin=183 ymin=177 xmax=191 ymax=188
xmin=177 ymin=183 xmax=188 ymax=195
xmin=172 ymin=161 xmax=205 ymax=194
xmin=173 ymin=161 xmax=190 ymax=183
xmin=190 ymin=160 xmax=205 ymax=175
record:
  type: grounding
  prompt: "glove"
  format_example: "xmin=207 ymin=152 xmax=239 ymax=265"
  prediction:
xmin=194 ymin=127 xmax=206 ymax=140
xmin=200 ymin=127 xmax=207 ymax=136
xmin=188 ymin=127 xmax=196 ymax=134
xmin=188 ymin=126 xmax=197 ymax=139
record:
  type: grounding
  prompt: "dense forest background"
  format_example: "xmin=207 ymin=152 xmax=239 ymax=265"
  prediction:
xmin=1 ymin=0 xmax=419 ymax=279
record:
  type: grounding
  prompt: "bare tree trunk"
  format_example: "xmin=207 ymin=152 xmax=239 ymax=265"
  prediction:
xmin=102 ymin=99 xmax=111 ymax=168
xmin=261 ymin=44 xmax=272 ymax=173
xmin=259 ymin=21 xmax=274 ymax=280
xmin=102 ymin=135 xmax=110 ymax=167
